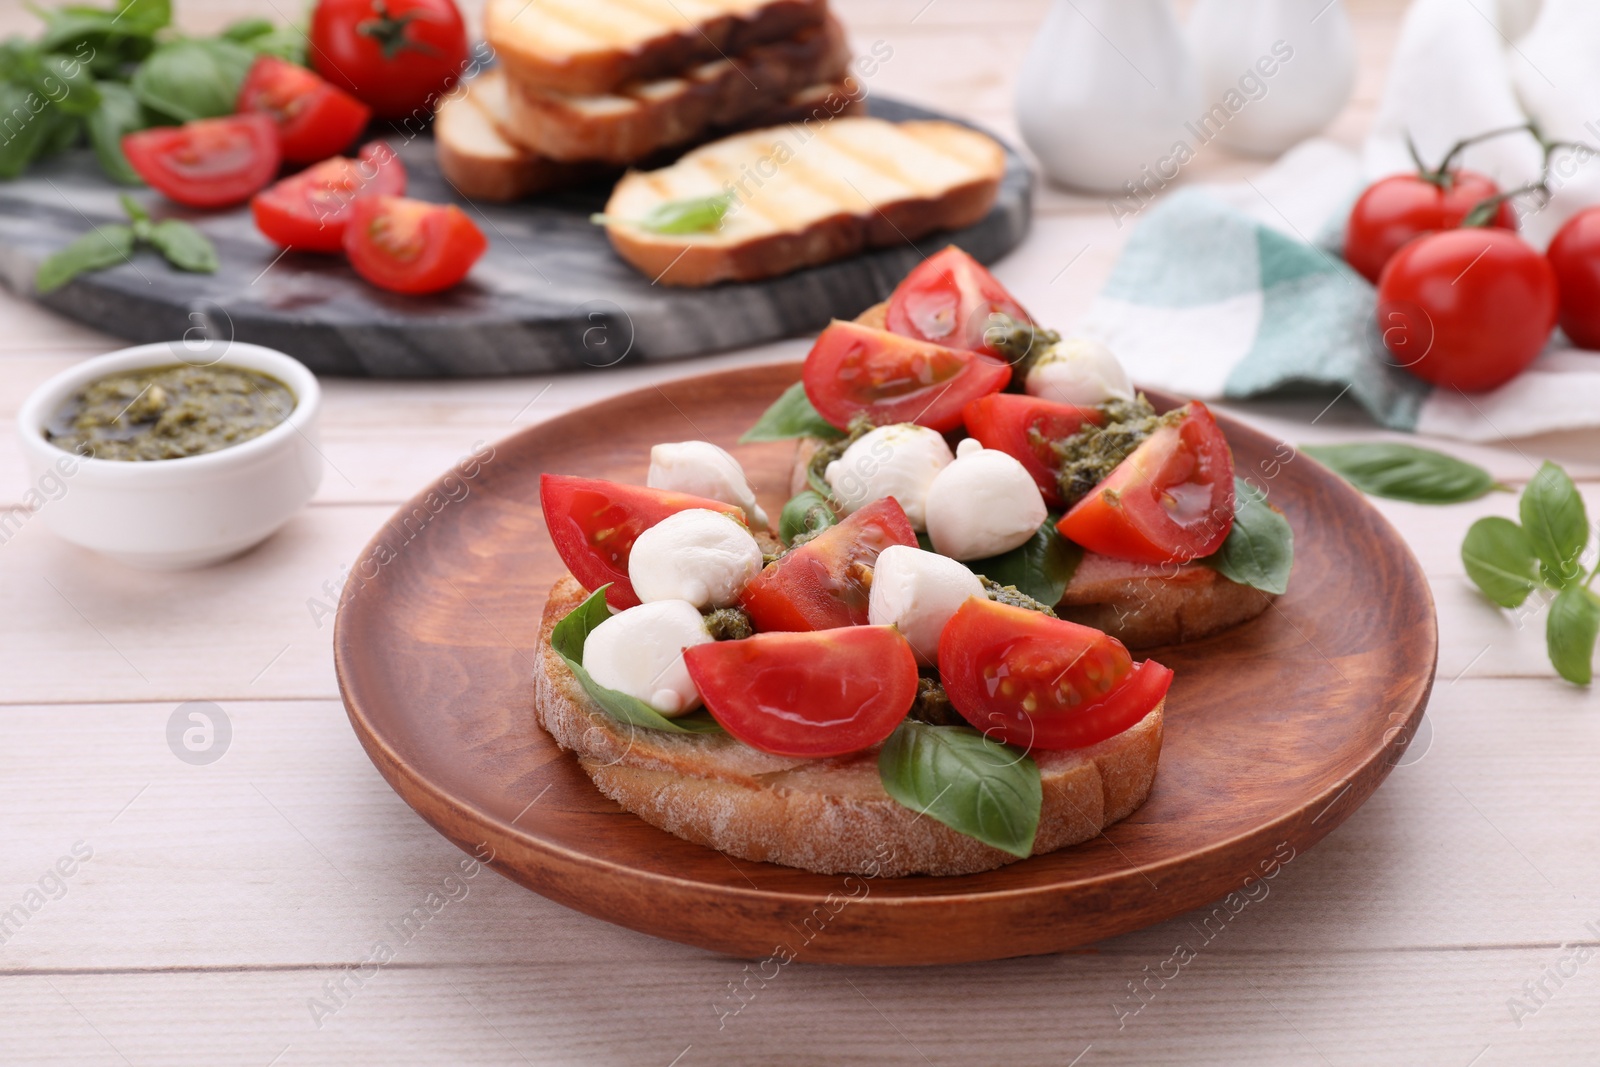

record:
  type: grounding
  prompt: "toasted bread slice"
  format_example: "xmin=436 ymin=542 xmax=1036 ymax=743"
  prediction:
xmin=534 ymin=576 xmax=1163 ymax=877
xmin=485 ymin=0 xmax=828 ymax=96
xmin=600 ymin=118 xmax=1005 ymax=286
xmin=435 ymin=72 xmax=864 ymax=202
xmin=501 ymin=17 xmax=851 ymax=163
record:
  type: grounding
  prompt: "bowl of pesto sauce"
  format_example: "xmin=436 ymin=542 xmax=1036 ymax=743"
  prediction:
xmin=17 ymin=342 xmax=323 ymax=569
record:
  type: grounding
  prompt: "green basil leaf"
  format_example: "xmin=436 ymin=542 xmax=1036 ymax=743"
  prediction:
xmin=969 ymin=520 xmax=1081 ymax=606
xmin=38 ymin=108 xmax=82 ymax=157
xmin=1201 ymin=478 xmax=1294 ymax=595
xmin=778 ymin=489 xmax=837 ymax=547
xmin=594 ymin=193 xmax=734 ymax=235
xmin=549 ymin=585 xmax=724 ymax=735
xmin=148 ymin=218 xmax=217 ymax=273
xmin=739 ymin=381 xmax=844 ymax=444
xmin=109 ymin=0 xmax=173 ymax=37
xmin=1519 ymin=462 xmax=1590 ymax=588
xmin=35 ymin=223 xmax=135 ymax=293
xmin=86 ymin=80 xmax=144 ymax=184
xmin=1301 ymin=442 xmax=1499 ymax=504
xmin=0 ymin=82 xmax=56 ymax=179
xmin=132 ymin=37 xmax=255 ymax=123
xmin=36 ymin=0 xmax=169 ymax=71
xmin=32 ymin=52 xmax=100 ymax=117
xmin=1547 ymin=585 xmax=1600 ymax=686
xmin=878 ymin=721 xmax=1041 ymax=858
xmin=235 ymin=24 xmax=307 ymax=64
xmin=1460 ymin=516 xmax=1540 ymax=609
xmin=220 ymin=17 xmax=276 ymax=42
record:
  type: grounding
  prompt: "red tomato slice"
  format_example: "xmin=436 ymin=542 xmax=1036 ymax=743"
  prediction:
xmin=237 ymin=54 xmax=372 ymax=165
xmin=685 ymin=625 xmax=918 ymax=758
xmin=803 ymin=320 xmax=1011 ymax=433
xmin=937 ymin=597 xmax=1172 ymax=752
xmin=121 ymin=114 xmax=281 ymax=208
xmin=962 ymin=393 xmax=1102 ymax=509
xmin=540 ymin=474 xmax=745 ymax=610
xmin=739 ymin=498 xmax=916 ymax=632
xmin=885 ymin=245 xmax=1032 ymax=356
xmin=1056 ymin=401 xmax=1235 ymax=564
xmin=252 ymin=142 xmax=406 ymax=253
xmin=343 ymin=195 xmax=487 ymax=294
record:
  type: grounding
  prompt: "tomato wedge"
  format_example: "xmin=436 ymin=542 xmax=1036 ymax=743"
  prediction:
xmin=962 ymin=393 xmax=1101 ymax=509
xmin=938 ymin=597 xmax=1172 ymax=751
xmin=739 ymin=498 xmax=916 ymax=631
xmin=885 ymin=246 xmax=1032 ymax=357
xmin=540 ymin=474 xmax=745 ymax=610
xmin=685 ymin=626 xmax=918 ymax=758
xmin=237 ymin=54 xmax=372 ymax=165
xmin=252 ymin=142 xmax=406 ymax=253
xmin=802 ymin=321 xmax=1011 ymax=433
xmin=343 ymin=195 xmax=487 ymax=294
xmin=1056 ymin=401 xmax=1235 ymax=564
xmin=122 ymin=114 xmax=281 ymax=208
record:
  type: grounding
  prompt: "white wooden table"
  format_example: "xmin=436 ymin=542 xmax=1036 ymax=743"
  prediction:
xmin=3 ymin=2 xmax=1598 ymax=1063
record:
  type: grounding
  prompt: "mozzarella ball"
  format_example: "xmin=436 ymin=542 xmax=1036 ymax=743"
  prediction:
xmin=629 ymin=509 xmax=762 ymax=609
xmin=647 ymin=440 xmax=769 ymax=528
xmin=1025 ymin=337 xmax=1134 ymax=406
xmin=824 ymin=424 xmax=954 ymax=530
xmin=582 ymin=600 xmax=712 ymax=716
xmin=868 ymin=545 xmax=984 ymax=665
xmin=925 ymin=438 xmax=1049 ymax=560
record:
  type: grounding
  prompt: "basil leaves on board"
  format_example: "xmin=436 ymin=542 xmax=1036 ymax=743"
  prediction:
xmin=1302 ymin=442 xmax=1500 ymax=504
xmin=36 ymin=195 xmax=217 ymax=293
xmin=1201 ymin=478 xmax=1294 ymax=596
xmin=549 ymin=586 xmax=725 ymax=735
xmin=878 ymin=720 xmax=1041 ymax=858
xmin=131 ymin=37 xmax=256 ymax=123
xmin=969 ymin=520 xmax=1082 ymax=606
xmin=740 ymin=381 xmax=845 ymax=443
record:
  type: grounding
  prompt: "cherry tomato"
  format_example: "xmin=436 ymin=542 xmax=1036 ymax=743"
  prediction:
xmin=802 ymin=320 xmax=1010 ymax=433
xmin=938 ymin=597 xmax=1172 ymax=752
xmin=884 ymin=245 xmax=1032 ymax=357
xmin=1344 ymin=170 xmax=1516 ymax=284
xmin=739 ymin=498 xmax=916 ymax=632
xmin=252 ymin=142 xmax=406 ymax=253
xmin=685 ymin=626 xmax=917 ymax=758
xmin=121 ymin=114 xmax=281 ymax=208
xmin=540 ymin=474 xmax=745 ymax=610
xmin=1056 ymin=402 xmax=1234 ymax=564
xmin=1376 ymin=228 xmax=1558 ymax=391
xmin=1546 ymin=207 xmax=1600 ymax=351
xmin=236 ymin=55 xmax=371 ymax=165
xmin=309 ymin=0 xmax=470 ymax=120
xmin=962 ymin=393 xmax=1101 ymax=509
xmin=343 ymin=195 xmax=487 ymax=294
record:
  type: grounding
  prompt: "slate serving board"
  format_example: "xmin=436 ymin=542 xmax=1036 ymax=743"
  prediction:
xmin=0 ymin=97 xmax=1031 ymax=378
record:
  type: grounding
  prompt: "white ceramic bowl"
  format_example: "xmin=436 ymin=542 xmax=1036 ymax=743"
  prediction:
xmin=16 ymin=342 xmax=324 ymax=569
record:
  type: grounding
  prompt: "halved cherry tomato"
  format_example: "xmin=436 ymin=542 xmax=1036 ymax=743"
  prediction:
xmin=962 ymin=393 xmax=1101 ymax=508
xmin=885 ymin=246 xmax=1033 ymax=357
xmin=1344 ymin=170 xmax=1516 ymax=285
xmin=938 ymin=597 xmax=1172 ymax=751
xmin=802 ymin=321 xmax=1010 ymax=433
xmin=252 ymin=142 xmax=406 ymax=253
xmin=310 ymin=0 xmax=471 ymax=120
xmin=237 ymin=55 xmax=372 ymax=165
xmin=540 ymin=474 xmax=745 ymax=610
xmin=1056 ymin=401 xmax=1234 ymax=564
xmin=739 ymin=497 xmax=916 ymax=631
xmin=685 ymin=626 xmax=918 ymax=758
xmin=121 ymin=114 xmax=281 ymax=208
xmin=343 ymin=195 xmax=487 ymax=294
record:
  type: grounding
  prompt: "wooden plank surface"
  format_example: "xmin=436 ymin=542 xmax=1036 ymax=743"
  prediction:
xmin=3 ymin=0 xmax=1600 ymax=1063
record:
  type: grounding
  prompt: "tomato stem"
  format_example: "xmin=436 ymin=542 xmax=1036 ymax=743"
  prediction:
xmin=1459 ymin=124 xmax=1600 ymax=227
xmin=356 ymin=0 xmax=443 ymax=61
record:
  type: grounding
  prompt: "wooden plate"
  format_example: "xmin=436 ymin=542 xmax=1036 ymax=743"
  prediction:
xmin=335 ymin=363 xmax=1437 ymax=965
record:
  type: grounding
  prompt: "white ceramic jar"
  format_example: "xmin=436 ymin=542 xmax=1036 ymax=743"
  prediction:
xmin=1016 ymin=0 xmax=1202 ymax=194
xmin=16 ymin=342 xmax=324 ymax=569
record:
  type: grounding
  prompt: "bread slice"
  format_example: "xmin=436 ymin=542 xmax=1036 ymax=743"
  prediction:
xmin=534 ymin=576 xmax=1163 ymax=877
xmin=599 ymin=117 xmax=1006 ymax=286
xmin=485 ymin=0 xmax=828 ymax=96
xmin=435 ymin=72 xmax=864 ymax=202
xmin=500 ymin=16 xmax=850 ymax=163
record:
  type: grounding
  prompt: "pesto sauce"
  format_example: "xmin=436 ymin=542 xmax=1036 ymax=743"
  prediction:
xmin=980 ymin=576 xmax=1058 ymax=617
xmin=1042 ymin=395 xmax=1178 ymax=508
xmin=46 ymin=364 xmax=296 ymax=462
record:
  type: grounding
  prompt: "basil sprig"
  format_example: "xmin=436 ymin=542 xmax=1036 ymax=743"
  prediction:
xmin=1302 ymin=443 xmax=1501 ymax=504
xmin=549 ymin=586 xmax=725 ymax=734
xmin=878 ymin=721 xmax=1041 ymax=857
xmin=778 ymin=489 xmax=836 ymax=547
xmin=36 ymin=194 xmax=216 ymax=293
xmin=739 ymin=381 xmax=845 ymax=444
xmin=1201 ymin=478 xmax=1294 ymax=596
xmin=970 ymin=520 xmax=1082 ymax=605
xmin=1462 ymin=461 xmax=1597 ymax=685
